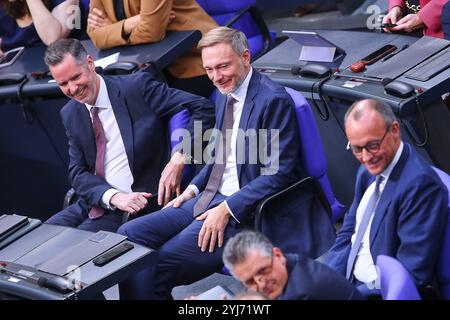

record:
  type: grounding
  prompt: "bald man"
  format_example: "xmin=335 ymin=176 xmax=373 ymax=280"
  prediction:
xmin=326 ymin=99 xmax=447 ymax=298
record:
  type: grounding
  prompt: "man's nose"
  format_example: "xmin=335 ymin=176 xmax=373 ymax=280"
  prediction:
xmin=361 ymin=148 xmax=373 ymax=162
xmin=68 ymin=82 xmax=77 ymax=95
xmin=213 ymin=69 xmax=222 ymax=82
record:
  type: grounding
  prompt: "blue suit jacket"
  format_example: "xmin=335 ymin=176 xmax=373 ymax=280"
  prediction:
xmin=191 ymin=70 xmax=335 ymax=258
xmin=326 ymin=143 xmax=448 ymax=287
xmin=279 ymin=253 xmax=362 ymax=300
xmin=61 ymin=72 xmax=214 ymax=213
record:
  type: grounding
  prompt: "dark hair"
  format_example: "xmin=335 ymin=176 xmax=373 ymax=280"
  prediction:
xmin=1 ymin=0 xmax=52 ymax=19
xmin=44 ymin=38 xmax=87 ymax=67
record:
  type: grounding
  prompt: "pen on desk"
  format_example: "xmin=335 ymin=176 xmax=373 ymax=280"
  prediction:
xmin=382 ymin=44 xmax=409 ymax=62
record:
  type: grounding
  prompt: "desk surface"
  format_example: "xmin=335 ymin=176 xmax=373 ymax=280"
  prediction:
xmin=0 ymin=224 xmax=154 ymax=299
xmin=254 ymin=31 xmax=450 ymax=115
xmin=0 ymin=30 xmax=201 ymax=99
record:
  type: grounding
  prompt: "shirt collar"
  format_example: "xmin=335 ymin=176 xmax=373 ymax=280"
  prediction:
xmin=379 ymin=141 xmax=403 ymax=182
xmin=85 ymin=75 xmax=109 ymax=111
xmin=229 ymin=67 xmax=252 ymax=103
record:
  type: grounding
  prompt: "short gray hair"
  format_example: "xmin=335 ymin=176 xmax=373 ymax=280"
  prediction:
xmin=344 ymin=98 xmax=397 ymax=128
xmin=198 ymin=26 xmax=249 ymax=56
xmin=44 ymin=38 xmax=87 ymax=67
xmin=223 ymin=231 xmax=273 ymax=275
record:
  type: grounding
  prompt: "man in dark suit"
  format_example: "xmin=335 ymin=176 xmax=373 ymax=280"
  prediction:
xmin=43 ymin=38 xmax=215 ymax=232
xmin=117 ymin=27 xmax=334 ymax=299
xmin=326 ymin=99 xmax=448 ymax=298
xmin=223 ymin=230 xmax=362 ymax=300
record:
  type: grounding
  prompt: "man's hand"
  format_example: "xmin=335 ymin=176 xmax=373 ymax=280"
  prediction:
xmin=391 ymin=14 xmax=425 ymax=33
xmin=382 ymin=6 xmax=403 ymax=32
xmin=163 ymin=187 xmax=195 ymax=209
xmin=110 ymin=191 xmax=152 ymax=215
xmin=196 ymin=202 xmax=231 ymax=253
xmin=88 ymin=8 xmax=113 ymax=29
xmin=158 ymin=152 xmax=185 ymax=206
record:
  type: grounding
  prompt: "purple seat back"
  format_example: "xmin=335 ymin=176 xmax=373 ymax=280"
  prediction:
xmin=196 ymin=0 xmax=275 ymax=58
xmin=432 ymin=166 xmax=450 ymax=299
xmin=284 ymin=87 xmax=345 ymax=222
xmin=169 ymin=110 xmax=195 ymax=185
xmin=376 ymin=255 xmax=421 ymax=300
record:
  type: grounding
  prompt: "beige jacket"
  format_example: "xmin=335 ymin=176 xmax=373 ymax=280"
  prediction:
xmin=87 ymin=0 xmax=218 ymax=78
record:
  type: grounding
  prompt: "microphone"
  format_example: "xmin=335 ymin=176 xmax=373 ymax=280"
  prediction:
xmin=290 ymin=65 xmax=302 ymax=75
xmin=37 ymin=276 xmax=72 ymax=294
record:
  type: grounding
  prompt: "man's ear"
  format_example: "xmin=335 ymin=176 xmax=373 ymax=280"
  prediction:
xmin=243 ymin=49 xmax=251 ymax=65
xmin=391 ymin=121 xmax=401 ymax=136
xmin=86 ymin=54 xmax=96 ymax=72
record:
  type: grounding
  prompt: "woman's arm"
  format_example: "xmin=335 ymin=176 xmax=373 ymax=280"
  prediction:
xmin=87 ymin=0 xmax=131 ymax=49
xmin=87 ymin=0 xmax=174 ymax=49
xmin=26 ymin=0 xmax=79 ymax=45
xmin=127 ymin=0 xmax=173 ymax=44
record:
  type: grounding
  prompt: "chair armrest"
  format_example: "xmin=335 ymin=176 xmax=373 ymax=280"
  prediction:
xmin=62 ymin=188 xmax=77 ymax=209
xmin=254 ymin=176 xmax=331 ymax=230
xmin=224 ymin=6 xmax=272 ymax=60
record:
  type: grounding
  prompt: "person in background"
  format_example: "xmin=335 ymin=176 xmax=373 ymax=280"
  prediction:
xmin=223 ymin=231 xmax=362 ymax=300
xmin=383 ymin=0 xmax=447 ymax=38
xmin=86 ymin=0 xmax=218 ymax=98
xmin=442 ymin=0 xmax=450 ymax=40
xmin=326 ymin=99 xmax=447 ymax=298
xmin=0 ymin=0 xmax=80 ymax=54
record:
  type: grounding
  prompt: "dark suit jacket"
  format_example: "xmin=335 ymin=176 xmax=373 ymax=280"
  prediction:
xmin=61 ymin=71 xmax=214 ymax=213
xmin=191 ymin=70 xmax=335 ymax=258
xmin=278 ymin=253 xmax=362 ymax=300
xmin=326 ymin=143 xmax=448 ymax=288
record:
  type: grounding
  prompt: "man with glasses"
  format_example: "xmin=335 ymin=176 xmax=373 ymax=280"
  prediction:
xmin=326 ymin=99 xmax=447 ymax=298
xmin=223 ymin=230 xmax=362 ymax=300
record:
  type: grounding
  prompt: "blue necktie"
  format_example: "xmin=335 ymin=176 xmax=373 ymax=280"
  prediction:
xmin=346 ymin=176 xmax=383 ymax=280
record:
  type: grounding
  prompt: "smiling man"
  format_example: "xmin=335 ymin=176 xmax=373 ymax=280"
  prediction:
xmin=116 ymin=27 xmax=336 ymax=300
xmin=326 ymin=99 xmax=448 ymax=298
xmin=223 ymin=231 xmax=361 ymax=300
xmin=44 ymin=38 xmax=214 ymax=232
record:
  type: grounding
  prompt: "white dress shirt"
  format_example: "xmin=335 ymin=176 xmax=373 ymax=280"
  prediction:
xmin=85 ymin=76 xmax=133 ymax=209
xmin=188 ymin=68 xmax=253 ymax=222
xmin=352 ymin=142 xmax=404 ymax=285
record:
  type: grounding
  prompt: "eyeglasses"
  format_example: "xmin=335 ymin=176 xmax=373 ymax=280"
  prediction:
xmin=347 ymin=126 xmax=390 ymax=156
xmin=243 ymin=255 xmax=274 ymax=288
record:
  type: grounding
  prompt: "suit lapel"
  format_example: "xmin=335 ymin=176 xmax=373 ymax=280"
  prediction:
xmin=236 ymin=71 xmax=259 ymax=181
xmin=370 ymin=145 xmax=410 ymax=243
xmin=104 ymin=76 xmax=134 ymax=173
xmin=74 ymin=102 xmax=96 ymax=167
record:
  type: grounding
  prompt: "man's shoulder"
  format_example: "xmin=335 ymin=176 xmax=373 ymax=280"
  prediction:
xmin=102 ymin=72 xmax=156 ymax=91
xmin=255 ymin=71 xmax=289 ymax=98
xmin=60 ymin=99 xmax=82 ymax=119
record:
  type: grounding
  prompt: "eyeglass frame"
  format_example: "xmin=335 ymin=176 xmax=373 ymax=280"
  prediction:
xmin=243 ymin=254 xmax=274 ymax=288
xmin=346 ymin=125 xmax=391 ymax=156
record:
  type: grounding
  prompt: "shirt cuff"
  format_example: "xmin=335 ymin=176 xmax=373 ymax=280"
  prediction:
xmin=224 ymin=200 xmax=240 ymax=224
xmin=102 ymin=188 xmax=119 ymax=210
xmin=187 ymin=185 xmax=199 ymax=196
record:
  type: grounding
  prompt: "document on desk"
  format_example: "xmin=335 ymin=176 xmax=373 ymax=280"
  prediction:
xmin=38 ymin=231 xmax=126 ymax=276
xmin=94 ymin=52 xmax=120 ymax=69
xmin=364 ymin=37 xmax=450 ymax=79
